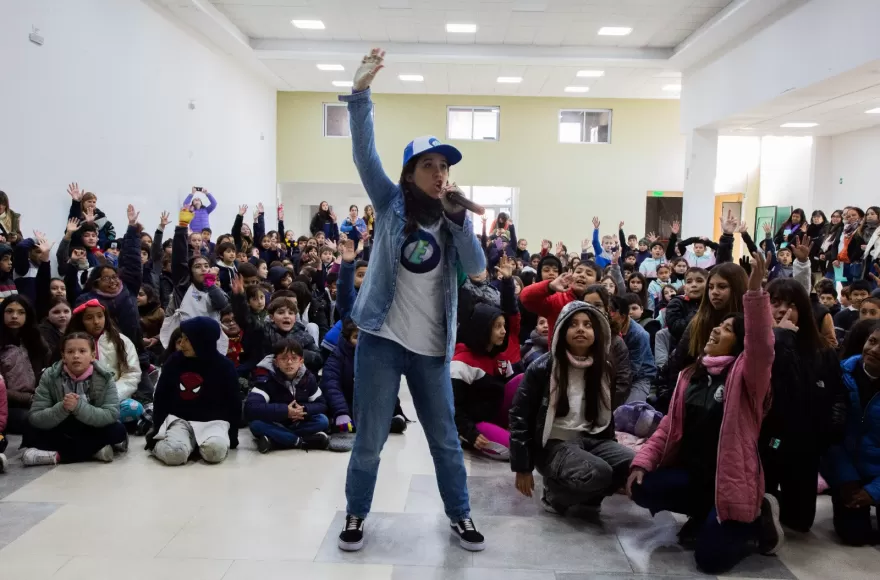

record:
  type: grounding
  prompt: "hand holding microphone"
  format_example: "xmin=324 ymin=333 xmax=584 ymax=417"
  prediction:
xmin=440 ymin=182 xmax=485 ymax=216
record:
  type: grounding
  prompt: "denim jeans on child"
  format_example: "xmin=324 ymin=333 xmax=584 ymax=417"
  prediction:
xmin=345 ymin=331 xmax=470 ymax=521
xmin=632 ymin=468 xmax=760 ymax=575
xmin=249 ymin=415 xmax=330 ymax=448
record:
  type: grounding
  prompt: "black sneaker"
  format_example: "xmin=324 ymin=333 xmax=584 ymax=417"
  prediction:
xmin=338 ymin=514 xmax=365 ymax=551
xmin=255 ymin=435 xmax=272 ymax=454
xmin=450 ymin=518 xmax=485 ymax=552
xmin=758 ymin=493 xmax=784 ymax=555
xmin=302 ymin=432 xmax=330 ymax=451
xmin=677 ymin=517 xmax=701 ymax=548
xmin=390 ymin=415 xmax=407 ymax=434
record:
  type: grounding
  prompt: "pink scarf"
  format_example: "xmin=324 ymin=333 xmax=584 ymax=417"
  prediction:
xmin=566 ymin=351 xmax=593 ymax=368
xmin=702 ymin=355 xmax=736 ymax=376
xmin=63 ymin=364 xmax=94 ymax=381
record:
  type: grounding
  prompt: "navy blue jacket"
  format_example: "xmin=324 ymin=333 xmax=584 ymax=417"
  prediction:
xmin=322 ymin=337 xmax=355 ymax=420
xmin=244 ymin=355 xmax=327 ymax=422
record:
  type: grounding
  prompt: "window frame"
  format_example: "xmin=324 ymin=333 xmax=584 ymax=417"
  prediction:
xmin=557 ymin=108 xmax=613 ymax=145
xmin=446 ymin=106 xmax=501 ymax=142
xmin=322 ymin=102 xmax=351 ymax=138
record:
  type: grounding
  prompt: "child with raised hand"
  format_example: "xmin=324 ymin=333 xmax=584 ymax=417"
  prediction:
xmin=65 ymin=182 xmax=116 ymax=249
xmin=182 ymin=186 xmax=217 ymax=233
xmin=627 ymin=252 xmax=782 ymax=575
xmin=519 ymin=260 xmax=603 ymax=334
xmin=245 ymin=338 xmax=330 ymax=452
xmin=589 ymin=217 xmax=618 ymax=268
xmin=510 ymin=301 xmax=634 ymax=515
xmin=22 ymin=332 xmax=127 ymax=466
xmin=146 ymin=317 xmax=240 ymax=465
xmin=452 ymin=256 xmax=521 ymax=461
xmin=12 ymin=231 xmax=53 ymax=306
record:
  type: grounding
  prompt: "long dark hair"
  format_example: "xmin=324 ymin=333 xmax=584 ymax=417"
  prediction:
xmin=688 ymin=262 xmax=748 ymax=357
xmin=68 ymin=304 xmax=131 ymax=377
xmin=690 ymin=312 xmax=746 ymax=381
xmin=767 ymin=278 xmax=828 ymax=350
xmin=0 ymin=295 xmax=49 ymax=364
xmin=399 ymin=156 xmax=444 ymax=235
xmin=626 ymin=272 xmax=649 ymax=311
xmin=842 ymin=319 xmax=880 ymax=360
xmin=551 ymin=308 xmax=610 ymax=421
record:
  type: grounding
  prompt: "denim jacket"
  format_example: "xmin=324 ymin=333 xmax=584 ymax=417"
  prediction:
xmin=338 ymin=88 xmax=486 ymax=361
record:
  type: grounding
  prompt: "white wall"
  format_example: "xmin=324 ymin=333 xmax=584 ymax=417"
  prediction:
xmin=822 ymin=125 xmax=880 ymax=211
xmin=758 ymin=136 xmax=813 ymax=209
xmin=0 ymin=0 xmax=277 ymax=241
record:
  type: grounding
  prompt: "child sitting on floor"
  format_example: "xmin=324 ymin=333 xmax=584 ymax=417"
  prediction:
xmin=245 ymin=338 xmax=331 ymax=452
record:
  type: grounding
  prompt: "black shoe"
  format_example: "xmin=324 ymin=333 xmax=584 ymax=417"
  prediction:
xmin=302 ymin=432 xmax=330 ymax=451
xmin=758 ymin=493 xmax=784 ymax=555
xmin=112 ymin=435 xmax=129 ymax=454
xmin=255 ymin=435 xmax=272 ymax=454
xmin=338 ymin=514 xmax=365 ymax=551
xmin=390 ymin=415 xmax=407 ymax=434
xmin=450 ymin=518 xmax=485 ymax=552
xmin=677 ymin=517 xmax=701 ymax=548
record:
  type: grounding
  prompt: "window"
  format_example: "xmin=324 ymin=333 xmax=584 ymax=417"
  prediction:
xmin=558 ymin=109 xmax=612 ymax=144
xmin=323 ymin=103 xmax=350 ymax=137
xmin=456 ymin=186 xmax=516 ymax=235
xmin=447 ymin=106 xmax=500 ymax=141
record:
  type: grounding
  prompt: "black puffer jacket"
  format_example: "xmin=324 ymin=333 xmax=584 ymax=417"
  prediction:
xmin=508 ymin=352 xmax=614 ymax=474
xmin=664 ymin=295 xmax=699 ymax=347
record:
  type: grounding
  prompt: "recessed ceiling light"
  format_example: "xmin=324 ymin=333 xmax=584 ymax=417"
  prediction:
xmin=662 ymin=84 xmax=682 ymax=91
xmin=565 ymin=86 xmax=589 ymax=93
xmin=316 ymin=64 xmax=344 ymax=71
xmin=780 ymin=122 xmax=818 ymax=128
xmin=577 ymin=70 xmax=604 ymax=78
xmin=332 ymin=80 xmax=353 ymax=87
xmin=446 ymin=23 xmax=477 ymax=33
xmin=399 ymin=74 xmax=424 ymax=82
xmin=291 ymin=19 xmax=325 ymax=29
xmin=598 ymin=26 xmax=632 ymax=36
xmin=866 ymin=107 xmax=880 ymax=114
xmin=497 ymin=76 xmax=523 ymax=83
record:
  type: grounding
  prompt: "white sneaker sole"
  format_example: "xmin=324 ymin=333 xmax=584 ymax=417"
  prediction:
xmin=337 ymin=537 xmax=364 ymax=551
xmin=761 ymin=493 xmax=785 ymax=555
xmin=450 ymin=526 xmax=485 ymax=552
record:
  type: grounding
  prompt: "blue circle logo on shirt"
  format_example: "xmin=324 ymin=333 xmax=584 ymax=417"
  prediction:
xmin=401 ymin=230 xmax=441 ymax=274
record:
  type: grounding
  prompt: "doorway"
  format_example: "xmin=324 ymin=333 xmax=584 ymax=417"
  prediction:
xmin=713 ymin=193 xmax=744 ymax=256
xmin=645 ymin=192 xmax=683 ymax=240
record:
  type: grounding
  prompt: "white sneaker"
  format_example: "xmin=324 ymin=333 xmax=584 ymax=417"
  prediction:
xmin=92 ymin=445 xmax=114 ymax=463
xmin=0 ymin=453 xmax=7 ymax=473
xmin=21 ymin=448 xmax=59 ymax=467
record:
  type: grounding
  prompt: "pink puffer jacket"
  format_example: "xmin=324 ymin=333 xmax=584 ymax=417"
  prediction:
xmin=0 ymin=374 xmax=7 ymax=432
xmin=632 ymin=290 xmax=774 ymax=523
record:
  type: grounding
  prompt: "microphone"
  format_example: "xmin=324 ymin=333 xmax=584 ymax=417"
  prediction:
xmin=445 ymin=189 xmax=486 ymax=216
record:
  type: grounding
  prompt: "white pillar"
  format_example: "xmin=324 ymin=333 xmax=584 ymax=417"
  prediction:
xmin=682 ymin=129 xmax=718 ymax=233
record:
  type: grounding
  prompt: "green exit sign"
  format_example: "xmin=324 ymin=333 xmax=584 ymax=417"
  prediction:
xmin=652 ymin=191 xmax=664 ymax=197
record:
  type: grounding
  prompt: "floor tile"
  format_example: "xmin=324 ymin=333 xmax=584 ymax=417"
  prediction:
xmin=158 ymin=505 xmax=335 ymax=561
xmin=0 ymin=502 xmax=199 ymax=558
xmin=471 ymin=514 xmax=633 ymax=573
xmin=392 ymin=565 xmax=555 ymax=579
xmin=0 ymin=434 xmax=55 ymax=500
xmin=315 ymin=511 xmax=474 ymax=568
xmin=222 ymin=560 xmax=393 ymax=580
xmin=405 ymin=474 xmax=542 ymax=517
xmin=557 ymin=574 xmax=711 ymax=580
xmin=0 ymin=553 xmax=70 ymax=579
xmin=0 ymin=501 xmax=61 ymax=548
xmin=52 ymin=556 xmax=232 ymax=580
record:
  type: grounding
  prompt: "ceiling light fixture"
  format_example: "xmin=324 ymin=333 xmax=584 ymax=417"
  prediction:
xmin=316 ymin=64 xmax=344 ymax=71
xmin=564 ymin=86 xmax=589 ymax=93
xmin=577 ymin=70 xmax=604 ymax=78
xmin=446 ymin=23 xmax=477 ymax=33
xmin=497 ymin=76 xmax=523 ymax=83
xmin=780 ymin=122 xmax=818 ymax=128
xmin=399 ymin=74 xmax=424 ymax=82
xmin=662 ymin=84 xmax=682 ymax=91
xmin=291 ymin=20 xmax=325 ymax=29
xmin=332 ymin=80 xmax=353 ymax=87
xmin=598 ymin=26 xmax=632 ymax=36
xmin=866 ymin=108 xmax=880 ymax=114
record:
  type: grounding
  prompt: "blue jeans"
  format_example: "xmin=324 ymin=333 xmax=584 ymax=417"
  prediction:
xmin=632 ymin=468 xmax=760 ymax=575
xmin=249 ymin=415 xmax=330 ymax=448
xmin=345 ymin=331 xmax=470 ymax=521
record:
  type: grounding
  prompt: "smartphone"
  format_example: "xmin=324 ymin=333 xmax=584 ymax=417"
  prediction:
xmin=194 ymin=186 xmax=203 ymax=192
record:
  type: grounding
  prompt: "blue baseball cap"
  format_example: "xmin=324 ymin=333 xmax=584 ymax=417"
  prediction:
xmin=402 ymin=136 xmax=462 ymax=167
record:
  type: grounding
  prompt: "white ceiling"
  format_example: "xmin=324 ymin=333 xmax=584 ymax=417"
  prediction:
xmin=716 ymin=60 xmax=880 ymax=137
xmin=204 ymin=0 xmax=736 ymax=98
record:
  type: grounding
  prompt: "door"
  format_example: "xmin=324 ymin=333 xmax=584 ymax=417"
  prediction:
xmin=713 ymin=193 xmax=744 ymax=257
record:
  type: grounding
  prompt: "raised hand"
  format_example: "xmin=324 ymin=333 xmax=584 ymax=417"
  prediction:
xmin=582 ymin=238 xmax=589 ymax=252
xmin=792 ymin=235 xmax=812 ymax=263
xmin=555 ymin=241 xmax=564 ymax=255
xmin=738 ymin=255 xmax=752 ymax=276
xmin=720 ymin=210 xmax=739 ymax=235
xmin=762 ymin=222 xmax=772 ymax=235
xmin=325 ymin=238 xmax=338 ymax=251
xmin=353 ymin=47 xmax=385 ymax=92
xmin=748 ymin=251 xmax=766 ymax=291
xmin=619 ymin=221 xmax=625 ymax=230
xmin=592 ymin=216 xmax=600 ymax=230
xmin=127 ymin=204 xmax=140 ymax=226
xmin=549 ymin=272 xmax=572 ymax=293
xmin=329 ymin=210 xmax=337 ymax=222
xmin=670 ymin=220 xmax=680 ymax=235
xmin=611 ymin=248 xmax=620 ymax=264
xmin=67 ymin=182 xmax=82 ymax=201
xmin=735 ymin=220 xmax=749 ymax=234
xmin=238 ymin=204 xmax=248 ymax=217
xmin=341 ymin=240 xmax=356 ymax=263
xmin=541 ymin=239 xmax=551 ymax=250
xmin=256 ymin=202 xmax=264 ymax=215
xmin=277 ymin=204 xmax=284 ymax=221
xmin=495 ymin=255 xmax=514 ymax=279
xmin=159 ymin=211 xmax=171 ymax=229
xmin=775 ymin=308 xmax=799 ymax=332
xmin=83 ymin=208 xmax=96 ymax=223
xmin=231 ymin=274 xmax=244 ymax=295
xmin=34 ymin=231 xmax=53 ymax=261
xmin=646 ymin=231 xmax=659 ymax=243
xmin=65 ymin=217 xmax=80 ymax=237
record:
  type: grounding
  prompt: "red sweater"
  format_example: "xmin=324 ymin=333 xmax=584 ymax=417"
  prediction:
xmin=519 ymin=279 xmax=577 ymax=333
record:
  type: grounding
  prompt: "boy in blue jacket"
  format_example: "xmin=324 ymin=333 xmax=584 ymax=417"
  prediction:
xmin=245 ymin=338 xmax=330 ymax=453
xmin=610 ymin=295 xmax=656 ymax=403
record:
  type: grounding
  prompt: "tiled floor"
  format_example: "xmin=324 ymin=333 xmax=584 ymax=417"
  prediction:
xmin=2 ymin=385 xmax=880 ymax=579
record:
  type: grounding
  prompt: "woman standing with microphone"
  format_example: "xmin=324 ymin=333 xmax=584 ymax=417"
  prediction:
xmin=337 ymin=48 xmax=487 ymax=553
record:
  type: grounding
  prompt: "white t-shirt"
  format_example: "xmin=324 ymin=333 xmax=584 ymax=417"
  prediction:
xmin=372 ymin=220 xmax=447 ymax=356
